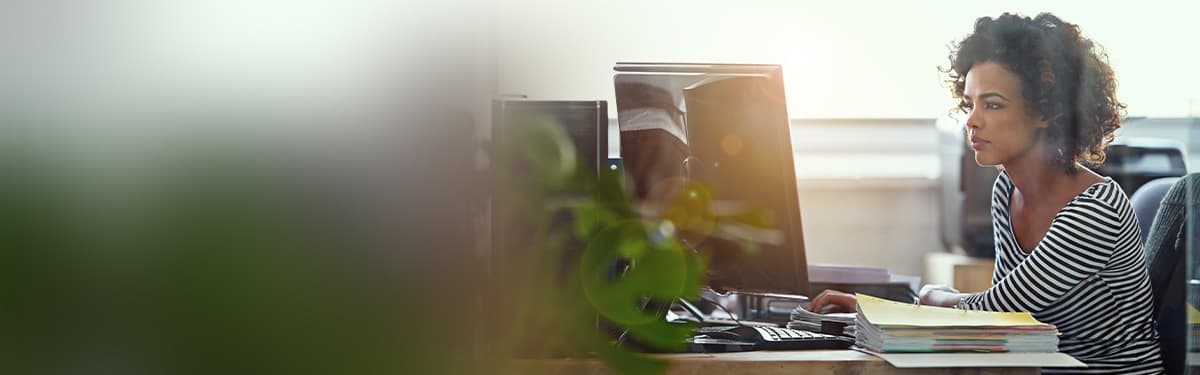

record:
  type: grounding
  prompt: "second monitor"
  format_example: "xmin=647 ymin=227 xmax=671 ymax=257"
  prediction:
xmin=613 ymin=62 xmax=809 ymax=297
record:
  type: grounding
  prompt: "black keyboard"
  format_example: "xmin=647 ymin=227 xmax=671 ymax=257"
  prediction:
xmin=695 ymin=325 xmax=853 ymax=350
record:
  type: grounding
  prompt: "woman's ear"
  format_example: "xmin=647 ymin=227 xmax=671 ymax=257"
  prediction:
xmin=1035 ymin=118 xmax=1049 ymax=129
xmin=1035 ymin=113 xmax=1059 ymax=129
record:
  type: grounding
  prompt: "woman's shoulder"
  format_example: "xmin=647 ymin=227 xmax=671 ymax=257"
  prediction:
xmin=992 ymin=168 xmax=1013 ymax=197
xmin=1066 ymin=176 xmax=1133 ymax=224
xmin=1078 ymin=174 xmax=1125 ymax=204
xmin=989 ymin=169 xmax=1016 ymax=215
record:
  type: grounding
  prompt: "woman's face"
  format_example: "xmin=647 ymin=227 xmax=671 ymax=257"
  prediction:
xmin=962 ymin=61 xmax=1048 ymax=167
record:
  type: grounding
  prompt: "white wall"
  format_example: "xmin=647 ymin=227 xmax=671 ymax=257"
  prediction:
xmin=496 ymin=0 xmax=1200 ymax=119
xmin=796 ymin=179 xmax=941 ymax=278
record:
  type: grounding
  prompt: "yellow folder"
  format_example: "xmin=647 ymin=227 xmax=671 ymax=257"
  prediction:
xmin=855 ymin=293 xmax=1050 ymax=328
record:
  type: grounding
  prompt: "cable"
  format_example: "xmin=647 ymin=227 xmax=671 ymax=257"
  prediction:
xmin=707 ymin=296 xmax=745 ymax=327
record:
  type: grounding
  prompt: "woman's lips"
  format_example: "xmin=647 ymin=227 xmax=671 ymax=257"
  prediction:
xmin=970 ymin=136 xmax=989 ymax=150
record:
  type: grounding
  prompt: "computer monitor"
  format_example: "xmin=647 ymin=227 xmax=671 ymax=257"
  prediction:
xmin=613 ymin=62 xmax=810 ymax=296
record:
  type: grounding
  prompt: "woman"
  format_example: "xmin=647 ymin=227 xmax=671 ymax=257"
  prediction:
xmin=812 ymin=13 xmax=1163 ymax=374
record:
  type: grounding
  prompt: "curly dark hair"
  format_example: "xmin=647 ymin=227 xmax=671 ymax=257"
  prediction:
xmin=943 ymin=12 xmax=1126 ymax=174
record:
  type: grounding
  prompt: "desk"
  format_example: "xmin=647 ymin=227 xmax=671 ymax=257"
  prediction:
xmin=518 ymin=350 xmax=1038 ymax=374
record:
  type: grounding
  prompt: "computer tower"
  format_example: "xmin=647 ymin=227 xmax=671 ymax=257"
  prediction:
xmin=490 ymin=99 xmax=610 ymax=272
xmin=488 ymin=99 xmax=610 ymax=355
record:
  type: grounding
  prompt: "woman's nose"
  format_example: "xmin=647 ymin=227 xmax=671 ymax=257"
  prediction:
xmin=964 ymin=109 xmax=981 ymax=129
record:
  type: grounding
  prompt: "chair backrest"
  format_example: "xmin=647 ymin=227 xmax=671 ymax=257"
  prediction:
xmin=1130 ymin=176 xmax=1180 ymax=246
xmin=1140 ymin=173 xmax=1198 ymax=375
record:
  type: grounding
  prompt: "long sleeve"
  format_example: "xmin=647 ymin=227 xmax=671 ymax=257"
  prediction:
xmin=957 ymin=195 xmax=1127 ymax=312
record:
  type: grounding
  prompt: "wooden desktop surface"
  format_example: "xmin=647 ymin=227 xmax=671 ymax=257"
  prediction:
xmin=518 ymin=349 xmax=1039 ymax=374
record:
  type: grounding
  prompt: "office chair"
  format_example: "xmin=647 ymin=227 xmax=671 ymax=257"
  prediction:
xmin=1140 ymin=173 xmax=1199 ymax=374
xmin=1131 ymin=177 xmax=1181 ymax=245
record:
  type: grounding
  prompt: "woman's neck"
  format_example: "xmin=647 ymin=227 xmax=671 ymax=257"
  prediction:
xmin=1002 ymin=149 xmax=1071 ymax=203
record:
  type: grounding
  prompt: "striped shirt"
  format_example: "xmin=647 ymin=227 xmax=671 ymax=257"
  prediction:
xmin=957 ymin=170 xmax=1163 ymax=374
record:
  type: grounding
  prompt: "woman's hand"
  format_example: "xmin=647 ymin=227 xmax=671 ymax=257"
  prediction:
xmin=918 ymin=284 xmax=968 ymax=307
xmin=809 ymin=289 xmax=857 ymax=313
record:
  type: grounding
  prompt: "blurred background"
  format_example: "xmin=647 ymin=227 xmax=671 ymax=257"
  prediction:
xmin=1 ymin=0 xmax=1197 ymax=373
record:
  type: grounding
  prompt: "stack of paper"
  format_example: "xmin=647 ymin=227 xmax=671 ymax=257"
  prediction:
xmin=788 ymin=305 xmax=857 ymax=336
xmin=854 ymin=294 xmax=1059 ymax=353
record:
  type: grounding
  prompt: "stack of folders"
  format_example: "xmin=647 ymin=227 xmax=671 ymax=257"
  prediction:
xmin=854 ymin=294 xmax=1059 ymax=353
xmin=788 ymin=305 xmax=857 ymax=337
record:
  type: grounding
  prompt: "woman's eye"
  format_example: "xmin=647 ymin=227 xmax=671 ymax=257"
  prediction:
xmin=986 ymin=102 xmax=1002 ymax=110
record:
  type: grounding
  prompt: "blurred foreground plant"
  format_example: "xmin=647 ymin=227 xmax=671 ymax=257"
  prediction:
xmin=492 ymin=116 xmax=777 ymax=374
xmin=0 ymin=115 xmax=488 ymax=374
xmin=0 ymin=109 xmax=775 ymax=375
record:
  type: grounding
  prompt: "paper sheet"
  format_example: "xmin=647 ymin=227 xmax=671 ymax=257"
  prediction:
xmin=870 ymin=352 xmax=1085 ymax=368
xmin=855 ymin=293 xmax=1050 ymax=328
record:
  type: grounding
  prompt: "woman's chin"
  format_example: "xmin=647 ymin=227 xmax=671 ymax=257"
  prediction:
xmin=973 ymin=154 xmax=997 ymax=167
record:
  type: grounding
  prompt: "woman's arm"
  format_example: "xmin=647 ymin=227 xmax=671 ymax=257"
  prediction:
xmin=920 ymin=289 xmax=973 ymax=307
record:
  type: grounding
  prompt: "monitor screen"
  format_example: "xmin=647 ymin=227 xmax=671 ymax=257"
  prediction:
xmin=613 ymin=63 xmax=809 ymax=296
